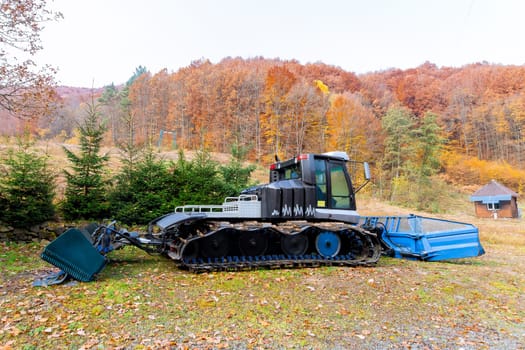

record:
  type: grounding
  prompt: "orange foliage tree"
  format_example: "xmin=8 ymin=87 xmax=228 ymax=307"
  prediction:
xmin=67 ymin=57 xmax=525 ymax=196
xmin=260 ymin=65 xmax=297 ymax=160
xmin=326 ymin=92 xmax=382 ymax=161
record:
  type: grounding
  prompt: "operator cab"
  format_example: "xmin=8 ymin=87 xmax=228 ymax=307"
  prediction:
xmin=261 ymin=152 xmax=367 ymax=224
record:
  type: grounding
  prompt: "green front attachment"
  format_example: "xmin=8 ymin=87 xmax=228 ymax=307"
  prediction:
xmin=41 ymin=228 xmax=107 ymax=282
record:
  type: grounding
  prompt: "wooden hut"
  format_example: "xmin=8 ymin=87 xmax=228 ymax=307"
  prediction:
xmin=470 ymin=180 xmax=519 ymax=219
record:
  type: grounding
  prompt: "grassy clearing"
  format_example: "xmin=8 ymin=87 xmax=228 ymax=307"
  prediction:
xmin=1 ymin=142 xmax=524 ymax=348
xmin=1 ymin=215 xmax=524 ymax=349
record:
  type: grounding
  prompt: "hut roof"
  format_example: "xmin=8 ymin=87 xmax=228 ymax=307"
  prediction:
xmin=470 ymin=180 xmax=518 ymax=203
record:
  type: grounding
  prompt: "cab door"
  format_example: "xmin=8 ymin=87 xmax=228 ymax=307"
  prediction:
xmin=314 ymin=158 xmax=355 ymax=210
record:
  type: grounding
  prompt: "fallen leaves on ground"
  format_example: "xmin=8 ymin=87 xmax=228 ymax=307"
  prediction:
xmin=1 ymin=220 xmax=524 ymax=349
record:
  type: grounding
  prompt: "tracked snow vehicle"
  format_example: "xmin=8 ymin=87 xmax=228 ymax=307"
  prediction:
xmin=151 ymin=151 xmax=382 ymax=271
xmin=38 ymin=151 xmax=485 ymax=282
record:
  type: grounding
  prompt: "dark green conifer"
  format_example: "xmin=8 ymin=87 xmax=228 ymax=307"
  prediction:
xmin=0 ymin=138 xmax=56 ymax=228
xmin=61 ymin=101 xmax=109 ymax=220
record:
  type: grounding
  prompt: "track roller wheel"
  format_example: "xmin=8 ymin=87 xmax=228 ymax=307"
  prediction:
xmin=239 ymin=231 xmax=268 ymax=256
xmin=181 ymin=240 xmax=199 ymax=260
xmin=201 ymin=230 xmax=230 ymax=258
xmin=315 ymin=231 xmax=341 ymax=257
xmin=346 ymin=231 xmax=366 ymax=258
xmin=281 ymin=233 xmax=308 ymax=256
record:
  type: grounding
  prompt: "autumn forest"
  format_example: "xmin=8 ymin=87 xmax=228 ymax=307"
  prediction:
xmin=3 ymin=58 xmax=525 ymax=206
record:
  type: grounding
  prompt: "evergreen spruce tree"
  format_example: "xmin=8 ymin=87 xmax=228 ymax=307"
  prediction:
xmin=108 ymin=147 xmax=173 ymax=224
xmin=0 ymin=138 xmax=56 ymax=228
xmin=381 ymin=107 xmax=415 ymax=202
xmin=410 ymin=112 xmax=445 ymax=210
xmin=172 ymin=149 xmax=255 ymax=206
xmin=61 ymin=100 xmax=109 ymax=220
xmin=106 ymin=67 xmax=159 ymax=224
xmin=98 ymin=83 xmax=122 ymax=145
xmin=172 ymin=150 xmax=228 ymax=205
xmin=107 ymin=146 xmax=256 ymax=224
xmin=381 ymin=107 xmax=414 ymax=180
xmin=381 ymin=108 xmax=445 ymax=210
xmin=220 ymin=153 xmax=256 ymax=196
xmin=413 ymin=112 xmax=444 ymax=180
xmin=115 ymin=66 xmax=149 ymax=177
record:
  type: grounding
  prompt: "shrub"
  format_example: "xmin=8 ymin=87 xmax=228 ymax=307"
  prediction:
xmin=0 ymin=139 xmax=56 ymax=228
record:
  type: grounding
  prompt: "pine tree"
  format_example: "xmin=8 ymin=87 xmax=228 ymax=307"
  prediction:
xmin=61 ymin=100 xmax=109 ymax=220
xmin=98 ymin=83 xmax=122 ymax=144
xmin=410 ymin=112 xmax=445 ymax=210
xmin=116 ymin=67 xmax=149 ymax=176
xmin=108 ymin=147 xmax=173 ymax=224
xmin=413 ymin=112 xmax=444 ymax=179
xmin=0 ymin=138 xmax=56 ymax=228
xmin=172 ymin=149 xmax=255 ymax=206
xmin=381 ymin=107 xmax=414 ymax=179
xmin=171 ymin=150 xmax=226 ymax=205
xmin=219 ymin=142 xmax=256 ymax=194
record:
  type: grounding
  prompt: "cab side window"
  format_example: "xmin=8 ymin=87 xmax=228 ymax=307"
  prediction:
xmin=330 ymin=163 xmax=351 ymax=209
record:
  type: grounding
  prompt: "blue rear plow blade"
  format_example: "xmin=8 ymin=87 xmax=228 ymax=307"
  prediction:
xmin=360 ymin=214 xmax=485 ymax=261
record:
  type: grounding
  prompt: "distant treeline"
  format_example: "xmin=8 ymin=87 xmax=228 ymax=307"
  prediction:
xmin=6 ymin=58 xmax=525 ymax=194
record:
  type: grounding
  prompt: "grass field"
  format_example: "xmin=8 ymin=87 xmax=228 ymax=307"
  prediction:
xmin=1 ymin=205 xmax=524 ymax=349
xmin=1 ymin=141 xmax=524 ymax=349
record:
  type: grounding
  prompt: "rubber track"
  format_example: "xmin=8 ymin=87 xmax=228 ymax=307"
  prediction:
xmin=182 ymin=254 xmax=380 ymax=273
xmin=165 ymin=222 xmax=382 ymax=273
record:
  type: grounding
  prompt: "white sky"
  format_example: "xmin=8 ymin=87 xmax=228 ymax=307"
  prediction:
xmin=35 ymin=0 xmax=525 ymax=88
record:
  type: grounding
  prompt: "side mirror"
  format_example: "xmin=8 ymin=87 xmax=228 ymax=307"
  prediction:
xmin=363 ymin=162 xmax=371 ymax=181
xmin=354 ymin=162 xmax=371 ymax=194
